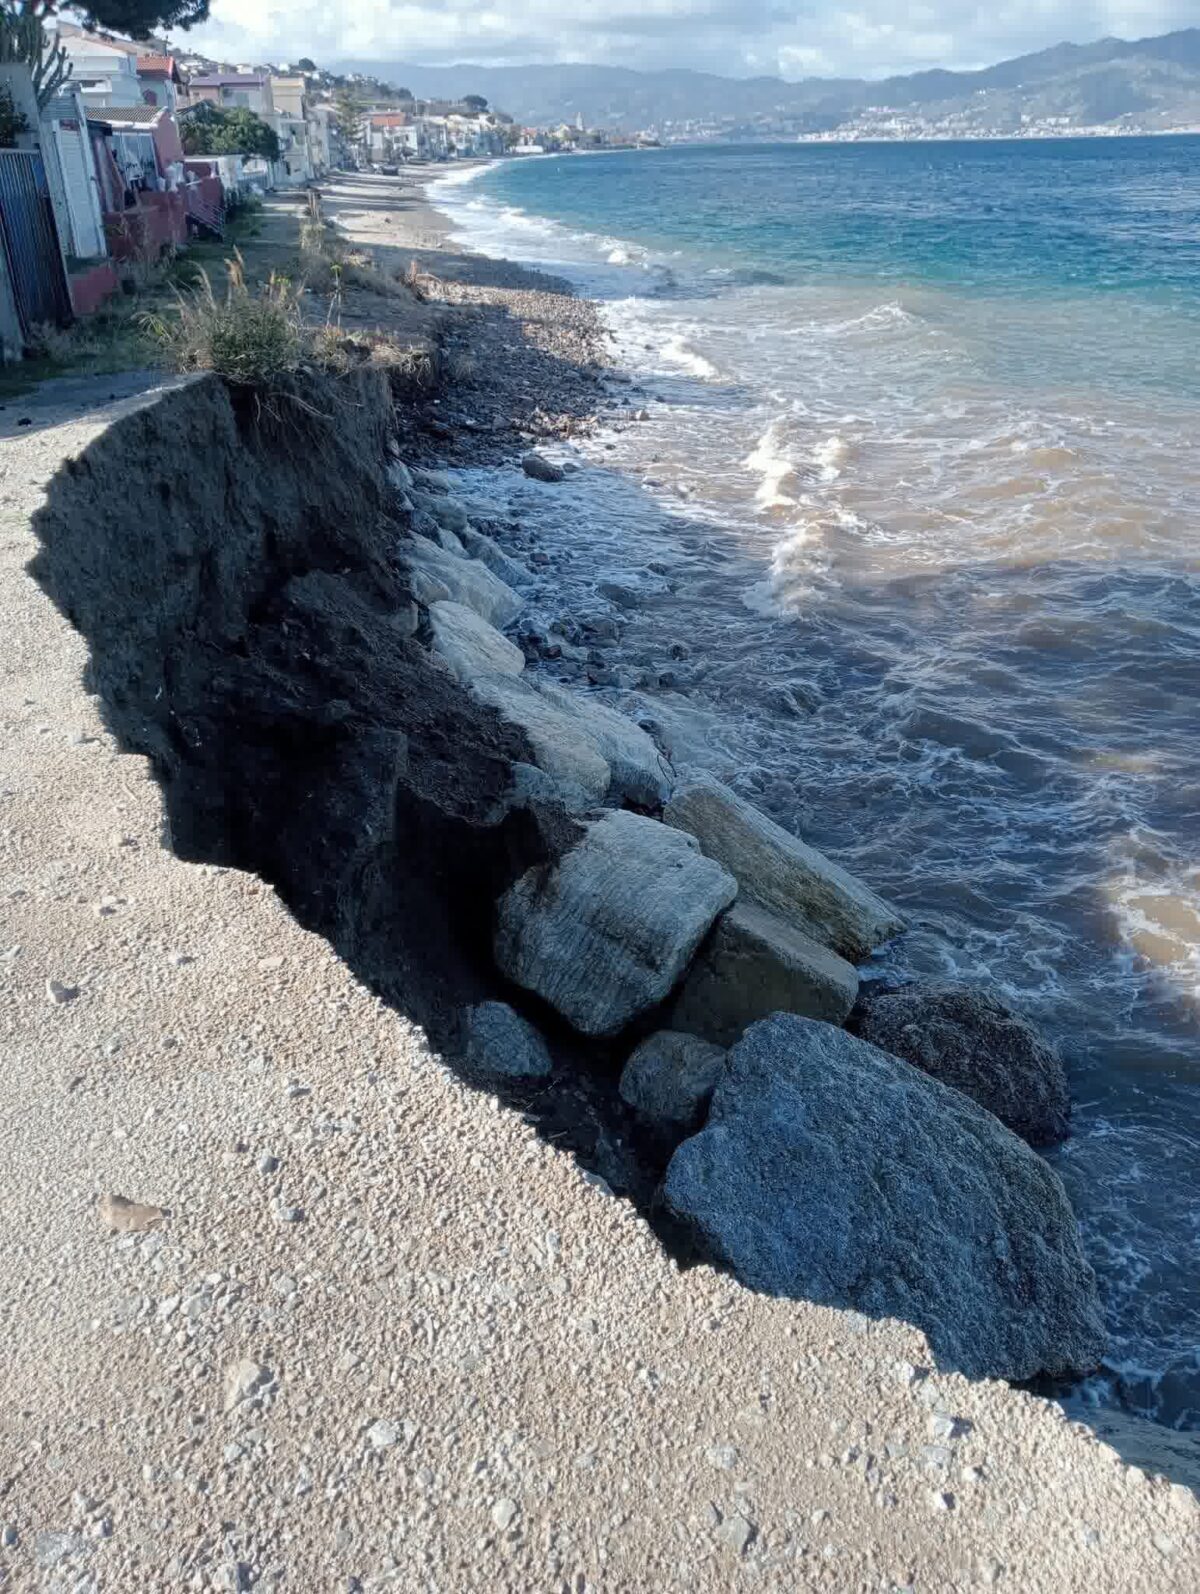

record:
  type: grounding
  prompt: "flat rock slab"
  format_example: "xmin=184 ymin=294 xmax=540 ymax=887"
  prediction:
xmin=495 ymin=810 xmax=738 ymax=1037
xmin=428 ymin=601 xmax=525 ymax=686
xmin=537 ymin=681 xmax=673 ymax=808
xmin=619 ymin=1030 xmax=727 ymax=1135
xmin=472 ymin=674 xmax=611 ymax=802
xmin=663 ymin=1014 xmax=1106 ymax=1382
xmin=664 ymin=773 xmax=903 ymax=961
xmin=671 ymin=899 xmax=858 ymax=1046
xmin=402 ymin=536 xmax=524 ymax=628
xmin=462 ymin=1001 xmax=552 ymax=1080
xmin=849 ymin=981 xmax=1071 ymax=1147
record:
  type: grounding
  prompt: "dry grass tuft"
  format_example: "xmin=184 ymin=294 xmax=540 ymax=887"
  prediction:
xmin=142 ymin=254 xmax=304 ymax=386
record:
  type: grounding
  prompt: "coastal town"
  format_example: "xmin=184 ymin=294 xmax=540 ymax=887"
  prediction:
xmin=0 ymin=16 xmax=657 ymax=360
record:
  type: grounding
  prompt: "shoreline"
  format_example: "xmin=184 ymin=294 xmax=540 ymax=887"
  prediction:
xmin=346 ymin=168 xmax=1200 ymax=1458
xmin=0 ymin=173 xmax=1197 ymax=1585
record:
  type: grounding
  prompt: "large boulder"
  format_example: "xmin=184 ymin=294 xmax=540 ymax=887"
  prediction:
xmin=462 ymin=1001 xmax=552 ymax=1080
xmin=619 ymin=1030 xmax=727 ymax=1135
xmin=401 ymin=536 xmax=523 ymax=628
xmin=663 ymin=774 xmax=903 ymax=961
xmin=522 ymin=453 xmax=565 ymax=483
xmin=849 ymin=982 xmax=1071 ymax=1147
xmin=537 ymin=681 xmax=673 ymax=808
xmin=471 ymin=674 xmax=611 ymax=802
xmin=663 ymin=1015 xmax=1105 ymax=1382
xmin=428 ymin=601 xmax=525 ymax=686
xmin=495 ymin=810 xmax=738 ymax=1037
xmin=671 ymin=900 xmax=858 ymax=1046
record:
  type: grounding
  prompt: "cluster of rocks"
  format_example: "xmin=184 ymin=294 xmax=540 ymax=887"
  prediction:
xmin=391 ymin=458 xmax=1104 ymax=1387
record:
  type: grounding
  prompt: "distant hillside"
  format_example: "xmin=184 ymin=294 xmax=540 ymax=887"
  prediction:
xmin=338 ymin=28 xmax=1200 ymax=132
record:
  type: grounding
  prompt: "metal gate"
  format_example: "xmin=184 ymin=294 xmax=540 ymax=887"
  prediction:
xmin=0 ymin=149 xmax=73 ymax=337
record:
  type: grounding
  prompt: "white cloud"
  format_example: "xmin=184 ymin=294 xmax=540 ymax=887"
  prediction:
xmin=181 ymin=1 xmax=1199 ymax=80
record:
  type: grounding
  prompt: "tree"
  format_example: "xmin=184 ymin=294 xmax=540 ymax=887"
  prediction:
xmin=181 ymin=101 xmax=281 ymax=161
xmin=0 ymin=2 xmax=71 ymax=107
xmin=69 ymin=0 xmax=211 ymax=35
xmin=462 ymin=94 xmax=488 ymax=112
xmin=0 ymin=82 xmax=30 ymax=145
xmin=296 ymin=57 xmax=315 ymax=72
xmin=332 ymin=84 xmax=364 ymax=149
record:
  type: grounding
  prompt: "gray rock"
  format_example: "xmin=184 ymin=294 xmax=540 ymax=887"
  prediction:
xmin=428 ymin=601 xmax=525 ymax=686
xmin=401 ymin=536 xmax=523 ymax=628
xmin=671 ymin=899 xmax=859 ymax=1046
xmin=223 ymin=1359 xmax=269 ymax=1413
xmin=848 ymin=982 xmax=1071 ymax=1147
xmin=367 ymin=1418 xmax=402 ymax=1450
xmin=471 ymin=675 xmax=610 ymax=801
xmin=663 ymin=1014 xmax=1105 ymax=1382
xmin=459 ymin=526 xmax=532 ymax=590
xmin=500 ymin=761 xmax=598 ymax=817
xmin=619 ymin=1030 xmax=726 ymax=1134
xmin=463 ymin=1002 xmax=553 ymax=1080
xmin=408 ymin=490 xmax=466 ymax=553
xmin=424 ymin=522 xmax=467 ymax=556
xmin=495 ymin=810 xmax=738 ymax=1037
xmin=536 ymin=681 xmax=673 ymax=807
xmin=406 ymin=564 xmax=452 ymax=608
xmin=664 ymin=774 xmax=903 ymax=960
xmin=387 ymin=459 xmax=413 ymax=492
xmin=522 ymin=453 xmax=565 ymax=483
xmin=411 ymin=466 xmax=451 ymax=495
xmin=428 ymin=496 xmax=470 ymax=535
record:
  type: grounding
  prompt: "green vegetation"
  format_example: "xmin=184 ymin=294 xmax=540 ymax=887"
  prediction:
xmin=0 ymin=197 xmax=267 ymax=399
xmin=0 ymin=82 xmax=28 ymax=146
xmin=143 ymin=255 xmax=304 ymax=386
xmin=70 ymin=0 xmax=210 ymax=35
xmin=181 ymin=102 xmax=281 ymax=162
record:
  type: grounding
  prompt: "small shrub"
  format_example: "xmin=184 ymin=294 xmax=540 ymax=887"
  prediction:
xmin=143 ymin=254 xmax=304 ymax=386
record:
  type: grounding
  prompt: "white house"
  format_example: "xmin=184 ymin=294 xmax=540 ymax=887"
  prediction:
xmin=55 ymin=35 xmax=143 ymax=109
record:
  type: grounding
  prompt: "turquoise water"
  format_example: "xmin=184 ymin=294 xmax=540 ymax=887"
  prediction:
xmin=434 ymin=140 xmax=1200 ymax=1428
xmin=480 ymin=138 xmax=1200 ymax=305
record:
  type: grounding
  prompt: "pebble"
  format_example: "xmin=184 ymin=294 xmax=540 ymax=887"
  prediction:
xmin=223 ymin=1359 xmax=269 ymax=1413
xmin=1 ymin=1523 xmax=16 ymax=1547
xmin=257 ymin=1154 xmax=280 ymax=1175
xmin=705 ymin=1444 xmax=738 ymax=1470
xmin=928 ymin=1490 xmax=955 ymax=1512
xmin=715 ymin=1512 xmax=755 ymax=1556
xmin=274 ymin=1204 xmax=304 ymax=1223
xmin=46 ymin=978 xmax=79 ymax=1004
xmin=367 ymin=1419 xmax=401 ymax=1450
xmin=491 ymin=1497 xmax=519 ymax=1531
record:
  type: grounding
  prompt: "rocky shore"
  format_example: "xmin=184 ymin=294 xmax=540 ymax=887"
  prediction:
xmin=323 ymin=171 xmax=1107 ymax=1379
xmin=0 ymin=173 xmax=1196 ymax=1588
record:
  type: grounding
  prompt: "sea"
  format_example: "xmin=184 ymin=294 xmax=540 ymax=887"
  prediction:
xmin=429 ymin=138 xmax=1200 ymax=1431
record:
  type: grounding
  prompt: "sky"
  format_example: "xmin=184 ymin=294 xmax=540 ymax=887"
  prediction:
xmin=182 ymin=2 xmax=1198 ymax=80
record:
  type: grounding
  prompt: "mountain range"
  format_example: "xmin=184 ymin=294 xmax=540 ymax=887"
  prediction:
xmin=338 ymin=28 xmax=1200 ymax=133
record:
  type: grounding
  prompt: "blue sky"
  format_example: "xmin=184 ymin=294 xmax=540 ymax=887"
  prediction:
xmin=186 ymin=2 xmax=1197 ymax=79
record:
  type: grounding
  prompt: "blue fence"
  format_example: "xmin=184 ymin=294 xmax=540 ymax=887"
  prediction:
xmin=0 ymin=149 xmax=73 ymax=340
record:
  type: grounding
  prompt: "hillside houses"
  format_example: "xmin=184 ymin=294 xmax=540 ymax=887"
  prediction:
xmin=0 ymin=17 xmax=565 ymax=362
xmin=363 ymin=105 xmax=506 ymax=163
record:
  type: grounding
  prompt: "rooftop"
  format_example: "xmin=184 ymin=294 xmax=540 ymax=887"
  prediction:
xmin=101 ymin=104 xmax=170 ymax=125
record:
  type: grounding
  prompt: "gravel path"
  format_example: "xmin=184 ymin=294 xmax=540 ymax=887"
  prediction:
xmin=0 ymin=281 xmax=1196 ymax=1590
